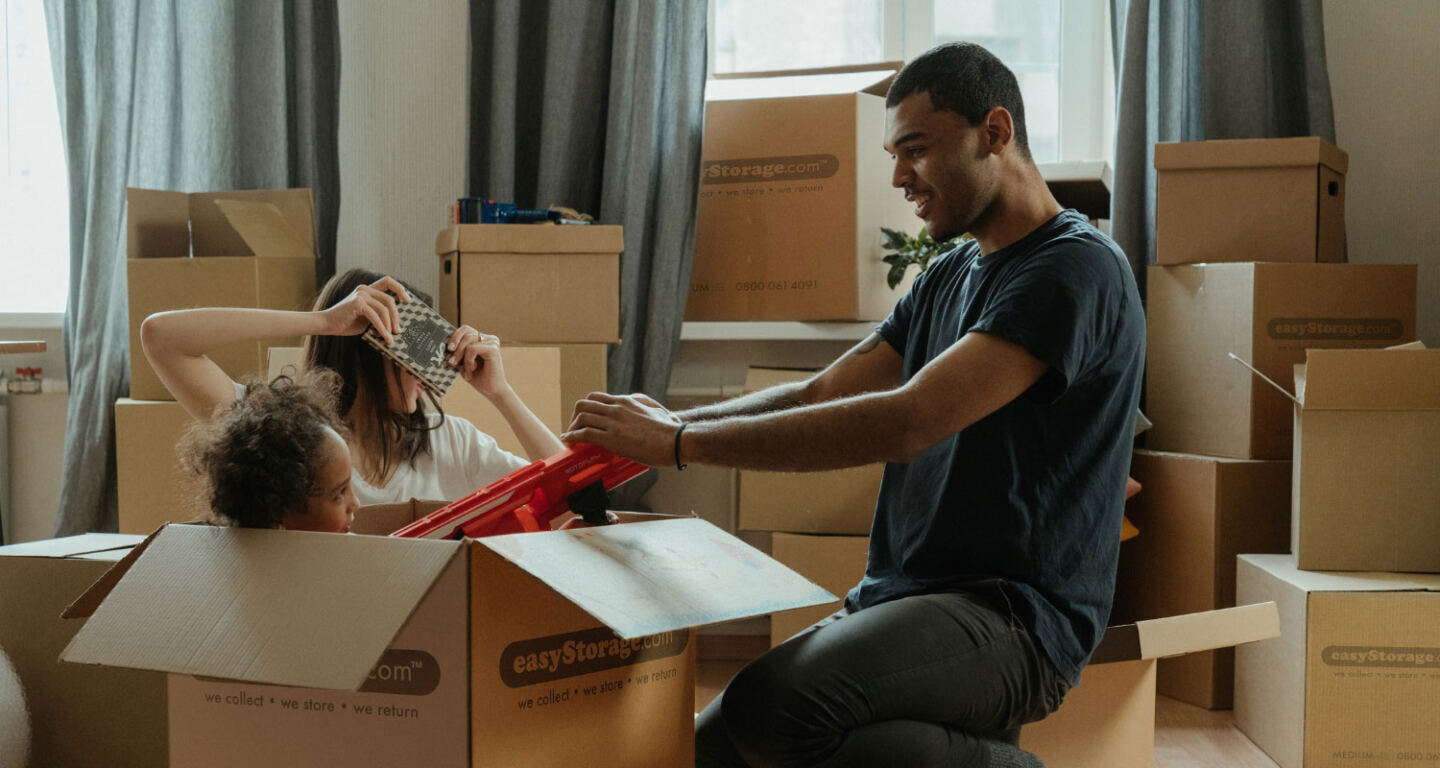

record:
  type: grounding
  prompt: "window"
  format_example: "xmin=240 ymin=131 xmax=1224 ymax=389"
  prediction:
xmin=708 ymin=0 xmax=1114 ymax=164
xmin=1 ymin=0 xmax=69 ymax=316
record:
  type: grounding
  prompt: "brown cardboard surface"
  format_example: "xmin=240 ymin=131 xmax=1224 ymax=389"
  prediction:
xmin=1145 ymin=263 xmax=1416 ymax=458
xmin=688 ymin=68 xmax=916 ymax=320
xmin=768 ymin=534 xmax=869 ymax=645
xmin=1112 ymin=449 xmax=1291 ymax=708
xmin=1154 ymin=137 xmax=1348 ymax=265
xmin=0 ymin=535 xmax=164 ymax=768
xmin=436 ymin=224 xmax=622 ymax=343
xmin=115 ymin=398 xmax=202 ymax=533
xmin=1236 ymin=555 xmax=1440 ymax=768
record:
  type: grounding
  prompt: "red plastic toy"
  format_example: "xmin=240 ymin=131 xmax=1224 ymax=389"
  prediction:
xmin=390 ymin=443 xmax=649 ymax=540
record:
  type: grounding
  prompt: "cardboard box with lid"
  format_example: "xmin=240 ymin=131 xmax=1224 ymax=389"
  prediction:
xmin=436 ymin=224 xmax=622 ymax=343
xmin=1145 ymin=263 xmax=1416 ymax=459
xmin=687 ymin=65 xmax=918 ymax=321
xmin=126 ymin=187 xmax=318 ymax=400
xmin=1154 ymin=137 xmax=1347 ymax=265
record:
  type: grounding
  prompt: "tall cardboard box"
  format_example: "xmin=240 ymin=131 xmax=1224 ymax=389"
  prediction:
xmin=738 ymin=368 xmax=884 ymax=533
xmin=0 ymin=534 xmax=164 ymax=768
xmin=127 ymin=188 xmax=318 ymax=400
xmin=436 ymin=224 xmax=622 ymax=343
xmin=1145 ymin=263 xmax=1415 ymax=458
xmin=1253 ymin=347 xmax=1440 ymax=572
xmin=116 ymin=398 xmax=201 ymax=534
xmin=1111 ymin=449 xmax=1291 ymax=708
xmin=769 ymin=533 xmax=869 ymax=645
xmin=687 ymin=67 xmax=917 ymax=320
xmin=1236 ymin=555 xmax=1440 ymax=768
xmin=1154 ymin=137 xmax=1347 ymax=265
xmin=62 ymin=519 xmax=834 ymax=768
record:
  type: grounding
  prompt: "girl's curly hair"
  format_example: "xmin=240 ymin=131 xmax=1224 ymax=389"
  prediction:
xmin=178 ymin=370 xmax=348 ymax=529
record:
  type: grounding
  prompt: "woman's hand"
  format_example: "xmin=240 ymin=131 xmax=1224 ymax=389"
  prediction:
xmin=448 ymin=326 xmax=508 ymax=398
xmin=320 ymin=276 xmax=410 ymax=342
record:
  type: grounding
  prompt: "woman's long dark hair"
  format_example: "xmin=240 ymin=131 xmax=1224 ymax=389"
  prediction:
xmin=304 ymin=268 xmax=442 ymax=486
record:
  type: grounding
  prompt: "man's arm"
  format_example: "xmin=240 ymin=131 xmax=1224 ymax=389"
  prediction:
xmin=565 ymin=331 xmax=1046 ymax=470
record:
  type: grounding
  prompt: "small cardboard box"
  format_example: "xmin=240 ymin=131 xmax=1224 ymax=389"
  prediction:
xmin=61 ymin=519 xmax=834 ymax=768
xmin=769 ymin=533 xmax=869 ymax=645
xmin=687 ymin=66 xmax=917 ymax=321
xmin=1154 ymin=137 xmax=1347 ymax=265
xmin=436 ymin=224 xmax=623 ymax=343
xmin=116 ymin=398 xmax=201 ymax=534
xmin=738 ymin=368 xmax=883 ymax=533
xmin=1111 ymin=449 xmax=1291 ymax=708
xmin=1236 ymin=555 xmax=1440 ymax=768
xmin=0 ymin=534 xmax=164 ymax=768
xmin=1020 ymin=603 xmax=1280 ymax=768
xmin=1145 ymin=263 xmax=1415 ymax=458
xmin=127 ymin=187 xmax=318 ymax=400
xmin=1248 ymin=347 xmax=1440 ymax=572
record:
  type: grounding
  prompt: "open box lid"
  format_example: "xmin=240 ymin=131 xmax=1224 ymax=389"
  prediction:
xmin=1153 ymin=137 xmax=1348 ymax=174
xmin=126 ymin=187 xmax=315 ymax=260
xmin=1038 ymin=161 xmax=1112 ymax=221
xmin=1242 ymin=554 xmax=1440 ymax=595
xmin=1088 ymin=602 xmax=1280 ymax=665
xmin=0 ymin=533 xmax=143 ymax=560
xmin=707 ymin=62 xmax=900 ymax=101
xmin=60 ymin=519 xmax=835 ymax=691
xmin=1233 ymin=342 xmax=1440 ymax=411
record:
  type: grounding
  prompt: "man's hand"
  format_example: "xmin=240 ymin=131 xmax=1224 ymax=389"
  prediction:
xmin=563 ymin=392 xmax=683 ymax=467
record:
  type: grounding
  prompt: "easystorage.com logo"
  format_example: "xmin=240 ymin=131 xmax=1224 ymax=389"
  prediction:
xmin=500 ymin=628 xmax=689 ymax=687
xmin=1322 ymin=646 xmax=1440 ymax=668
xmin=702 ymin=154 xmax=839 ymax=184
xmin=1267 ymin=317 xmax=1405 ymax=341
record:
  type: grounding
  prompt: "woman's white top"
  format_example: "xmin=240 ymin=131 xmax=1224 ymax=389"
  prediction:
xmin=350 ymin=413 xmax=529 ymax=504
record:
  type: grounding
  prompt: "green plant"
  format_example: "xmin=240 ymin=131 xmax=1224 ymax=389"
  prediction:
xmin=880 ymin=227 xmax=969 ymax=289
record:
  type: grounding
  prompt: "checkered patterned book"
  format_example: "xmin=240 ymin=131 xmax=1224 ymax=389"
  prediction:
xmin=361 ymin=298 xmax=460 ymax=397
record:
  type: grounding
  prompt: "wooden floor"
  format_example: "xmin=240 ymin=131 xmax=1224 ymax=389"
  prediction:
xmin=696 ymin=656 xmax=1279 ymax=768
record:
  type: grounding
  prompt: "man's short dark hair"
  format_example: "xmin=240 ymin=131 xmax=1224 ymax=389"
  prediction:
xmin=886 ymin=42 xmax=1030 ymax=158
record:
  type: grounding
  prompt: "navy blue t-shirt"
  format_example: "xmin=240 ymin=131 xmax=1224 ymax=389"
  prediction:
xmin=849 ymin=209 xmax=1144 ymax=686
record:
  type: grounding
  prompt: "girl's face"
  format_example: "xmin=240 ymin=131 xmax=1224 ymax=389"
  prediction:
xmin=385 ymin=361 xmax=424 ymax=414
xmin=283 ymin=426 xmax=358 ymax=533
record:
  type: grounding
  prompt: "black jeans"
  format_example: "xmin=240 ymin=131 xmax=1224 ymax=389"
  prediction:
xmin=695 ymin=587 xmax=1070 ymax=767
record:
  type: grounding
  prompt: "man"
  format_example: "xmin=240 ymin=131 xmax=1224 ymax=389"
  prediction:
xmin=564 ymin=42 xmax=1144 ymax=768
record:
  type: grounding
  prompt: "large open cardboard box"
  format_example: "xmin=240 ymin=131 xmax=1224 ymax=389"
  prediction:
xmin=0 ymin=534 xmax=164 ymax=768
xmin=436 ymin=224 xmax=622 ymax=343
xmin=687 ymin=66 xmax=917 ymax=321
xmin=61 ymin=518 xmax=833 ymax=767
xmin=1236 ymin=555 xmax=1440 ymax=768
xmin=126 ymin=187 xmax=318 ymax=400
xmin=1111 ymin=449 xmax=1291 ymax=708
xmin=1154 ymin=137 xmax=1347 ymax=265
xmin=1020 ymin=602 xmax=1280 ymax=768
xmin=1245 ymin=346 xmax=1440 ymax=572
xmin=1145 ymin=263 xmax=1415 ymax=458
xmin=768 ymin=533 xmax=869 ymax=645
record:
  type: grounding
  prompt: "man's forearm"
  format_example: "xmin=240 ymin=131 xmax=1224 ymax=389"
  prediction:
xmin=677 ymin=380 xmax=811 ymax=422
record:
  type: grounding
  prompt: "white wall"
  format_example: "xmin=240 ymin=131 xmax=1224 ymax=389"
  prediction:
xmin=336 ymin=0 xmax=470 ymax=301
xmin=1323 ymin=0 xmax=1440 ymax=345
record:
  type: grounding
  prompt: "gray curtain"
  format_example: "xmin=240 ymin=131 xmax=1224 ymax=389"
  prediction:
xmin=467 ymin=0 xmax=706 ymax=404
xmin=1111 ymin=0 xmax=1335 ymax=291
xmin=44 ymin=0 xmax=340 ymax=535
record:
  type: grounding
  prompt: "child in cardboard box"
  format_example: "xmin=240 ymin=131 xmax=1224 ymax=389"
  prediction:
xmin=141 ymin=269 xmax=563 ymax=508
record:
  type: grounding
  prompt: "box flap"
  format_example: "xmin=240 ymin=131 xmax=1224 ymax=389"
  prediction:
xmin=707 ymin=64 xmax=899 ymax=101
xmin=62 ymin=528 xmax=166 ymax=619
xmin=1241 ymin=554 xmax=1440 ymax=594
xmin=479 ymin=517 xmax=836 ymax=639
xmin=437 ymin=224 xmax=625 ymax=256
xmin=188 ymin=189 xmax=316 ymax=258
xmin=210 ymin=199 xmax=316 ymax=260
xmin=0 ymin=533 xmax=144 ymax=559
xmin=351 ymin=499 xmax=449 ymax=537
xmin=1090 ymin=603 xmax=1280 ymax=664
xmin=1153 ymin=137 xmax=1348 ymax=173
xmin=1296 ymin=348 xmax=1440 ymax=410
xmin=126 ymin=188 xmax=191 ymax=259
xmin=1038 ymin=161 xmax=1112 ymax=220
xmin=62 ymin=525 xmax=462 ymax=691
xmin=1228 ymin=352 xmax=1300 ymax=405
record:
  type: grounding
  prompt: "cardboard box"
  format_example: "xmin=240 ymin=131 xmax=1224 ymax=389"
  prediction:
xmin=1111 ymin=449 xmax=1291 ymax=708
xmin=62 ymin=519 xmax=834 ymax=768
xmin=116 ymin=398 xmax=201 ymax=534
xmin=1154 ymin=137 xmax=1347 ymax=265
xmin=687 ymin=66 xmax=917 ymax=321
xmin=127 ymin=188 xmax=318 ymax=400
xmin=1020 ymin=603 xmax=1280 ymax=768
xmin=769 ymin=533 xmax=869 ymax=645
xmin=0 ymin=534 xmax=164 ymax=768
xmin=436 ymin=224 xmax=622 ymax=343
xmin=1145 ymin=263 xmax=1415 ymax=458
xmin=737 ymin=368 xmax=883 ymax=533
xmin=1248 ymin=347 xmax=1440 ymax=572
xmin=1235 ymin=555 xmax=1440 ymax=768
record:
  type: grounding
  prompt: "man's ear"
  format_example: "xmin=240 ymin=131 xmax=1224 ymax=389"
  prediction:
xmin=982 ymin=106 xmax=1015 ymax=156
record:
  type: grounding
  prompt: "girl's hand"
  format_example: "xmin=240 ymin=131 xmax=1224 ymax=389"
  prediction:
xmin=448 ymin=326 xmax=507 ymax=398
xmin=321 ymin=276 xmax=410 ymax=342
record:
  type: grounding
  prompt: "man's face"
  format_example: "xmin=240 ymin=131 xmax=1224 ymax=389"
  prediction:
xmin=884 ymin=91 xmax=996 ymax=242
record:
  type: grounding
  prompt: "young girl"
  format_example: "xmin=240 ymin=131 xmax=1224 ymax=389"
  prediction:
xmin=142 ymin=269 xmax=563 ymax=507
